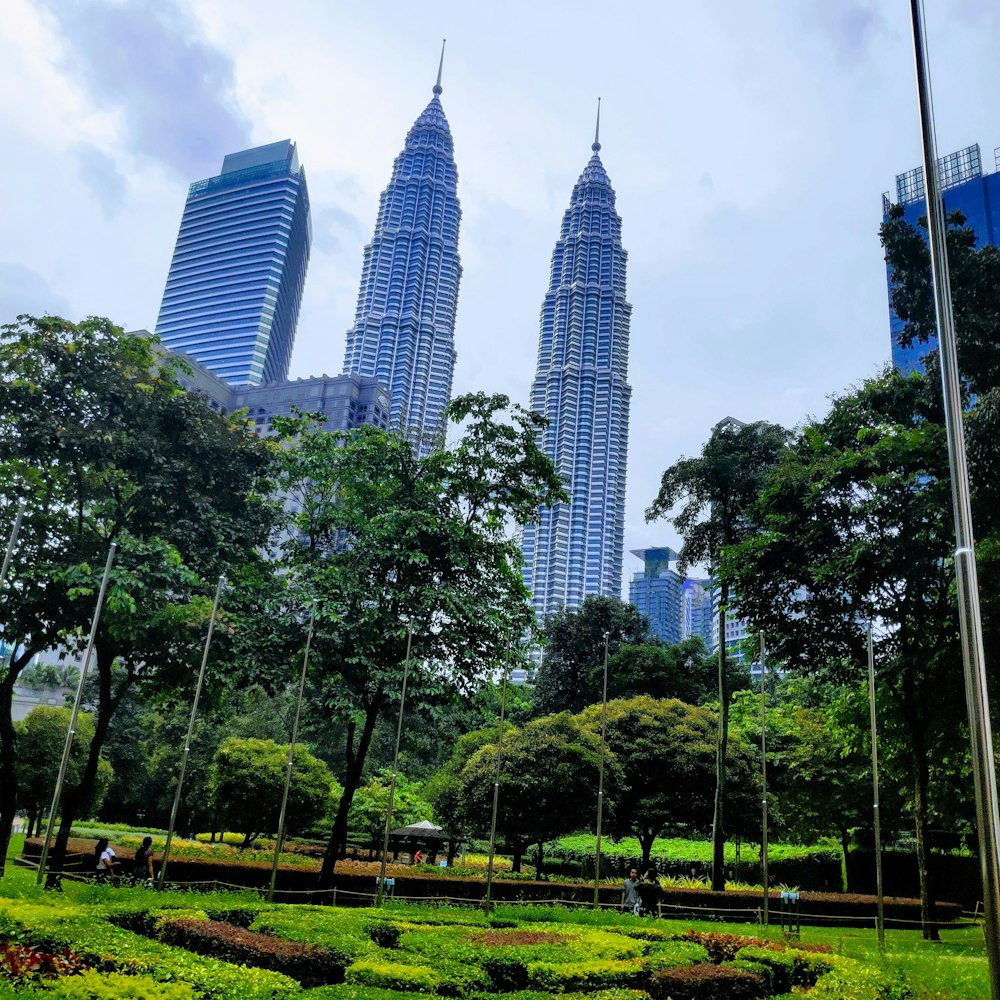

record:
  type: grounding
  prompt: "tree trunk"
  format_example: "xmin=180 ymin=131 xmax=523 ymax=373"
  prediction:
xmin=512 ymin=843 xmax=523 ymax=873
xmin=913 ymin=749 xmax=939 ymax=940
xmin=710 ymin=585 xmax=730 ymax=891
xmin=0 ymin=648 xmax=35 ymax=876
xmin=535 ymin=841 xmax=544 ymax=878
xmin=638 ymin=831 xmax=655 ymax=870
xmin=840 ymin=828 xmax=851 ymax=893
xmin=318 ymin=704 xmax=381 ymax=890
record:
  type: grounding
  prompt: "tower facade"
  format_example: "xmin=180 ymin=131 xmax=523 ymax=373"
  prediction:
xmin=883 ymin=142 xmax=1000 ymax=374
xmin=629 ymin=547 xmax=682 ymax=645
xmin=343 ymin=57 xmax=462 ymax=448
xmin=156 ymin=140 xmax=311 ymax=385
xmin=522 ymin=115 xmax=632 ymax=621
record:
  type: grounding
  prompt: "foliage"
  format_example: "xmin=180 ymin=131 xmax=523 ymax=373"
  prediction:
xmin=648 ymin=962 xmax=767 ymax=1000
xmin=348 ymin=771 xmax=433 ymax=850
xmin=15 ymin=707 xmax=113 ymax=834
xmin=607 ymin=640 xmax=721 ymax=706
xmin=554 ymin=834 xmax=839 ymax=866
xmin=532 ymin=597 xmax=654 ymax=717
xmin=208 ymin=736 xmax=334 ymax=847
xmin=0 ymin=315 xmax=277 ymax=875
xmin=265 ymin=393 xmax=565 ymax=887
xmin=41 ymin=970 xmax=200 ymax=999
xmin=0 ymin=940 xmax=90 ymax=982
xmin=576 ymin=697 xmax=759 ymax=866
xmin=448 ymin=713 xmax=622 ymax=871
xmin=646 ymin=417 xmax=789 ymax=892
xmin=345 ymin=958 xmax=441 ymax=993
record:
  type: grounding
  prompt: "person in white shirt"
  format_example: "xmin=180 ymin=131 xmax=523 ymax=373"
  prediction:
xmin=94 ymin=838 xmax=117 ymax=881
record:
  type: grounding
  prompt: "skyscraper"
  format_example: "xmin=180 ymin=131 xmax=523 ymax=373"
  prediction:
xmin=883 ymin=142 xmax=1000 ymax=374
xmin=343 ymin=48 xmax=462 ymax=449
xmin=681 ymin=577 xmax=714 ymax=650
xmin=155 ymin=140 xmax=311 ymax=386
xmin=522 ymin=107 xmax=632 ymax=622
xmin=629 ymin=548 xmax=682 ymax=645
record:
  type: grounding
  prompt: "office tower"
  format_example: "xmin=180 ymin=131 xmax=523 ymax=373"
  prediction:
xmin=629 ymin=548 xmax=682 ymax=645
xmin=155 ymin=141 xmax=311 ymax=386
xmin=342 ymin=49 xmax=462 ymax=449
xmin=521 ymin=108 xmax=632 ymax=621
xmin=681 ymin=577 xmax=714 ymax=649
xmin=883 ymin=142 xmax=1000 ymax=374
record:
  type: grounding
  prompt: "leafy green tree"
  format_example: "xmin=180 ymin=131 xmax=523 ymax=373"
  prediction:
xmin=15 ymin=707 xmax=113 ymax=837
xmin=646 ymin=418 xmax=788 ymax=890
xmin=208 ymin=736 xmax=334 ymax=847
xmin=453 ymin=713 xmax=621 ymax=873
xmin=723 ymin=372 xmax=964 ymax=937
xmin=0 ymin=315 xmax=276 ymax=875
xmin=269 ymin=392 xmax=565 ymax=887
xmin=15 ymin=663 xmax=79 ymax=690
xmin=532 ymin=596 xmax=654 ymax=716
xmin=607 ymin=639 xmax=719 ymax=705
xmin=577 ymin=696 xmax=758 ymax=868
xmin=347 ymin=771 xmax=433 ymax=851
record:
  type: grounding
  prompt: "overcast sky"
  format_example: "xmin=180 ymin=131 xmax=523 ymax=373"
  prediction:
xmin=1 ymin=0 xmax=998 ymax=589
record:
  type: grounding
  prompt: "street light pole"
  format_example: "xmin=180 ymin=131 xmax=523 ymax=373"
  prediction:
xmin=37 ymin=543 xmax=117 ymax=885
xmin=377 ymin=625 xmax=414 ymax=905
xmin=867 ymin=624 xmax=885 ymax=949
xmin=269 ymin=607 xmax=316 ymax=902
xmin=159 ymin=575 xmax=225 ymax=889
xmin=593 ymin=631 xmax=610 ymax=909
xmin=760 ymin=633 xmax=769 ymax=926
xmin=484 ymin=647 xmax=512 ymax=913
xmin=908 ymin=2 xmax=1000 ymax=991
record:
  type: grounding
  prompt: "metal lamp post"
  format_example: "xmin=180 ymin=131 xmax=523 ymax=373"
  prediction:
xmin=908 ymin=3 xmax=1000 ymax=991
xmin=867 ymin=624 xmax=885 ymax=949
xmin=377 ymin=625 xmax=414 ymax=905
xmin=159 ymin=575 xmax=226 ymax=889
xmin=268 ymin=608 xmax=316 ymax=901
xmin=593 ymin=631 xmax=610 ymax=909
xmin=760 ymin=633 xmax=769 ymax=926
xmin=37 ymin=543 xmax=117 ymax=885
xmin=484 ymin=648 xmax=512 ymax=913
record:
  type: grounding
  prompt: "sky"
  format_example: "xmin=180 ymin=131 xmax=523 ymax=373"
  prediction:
xmin=1 ymin=0 xmax=998 ymax=590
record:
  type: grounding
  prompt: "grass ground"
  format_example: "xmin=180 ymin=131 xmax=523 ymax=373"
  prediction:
xmin=2 ymin=834 xmax=989 ymax=999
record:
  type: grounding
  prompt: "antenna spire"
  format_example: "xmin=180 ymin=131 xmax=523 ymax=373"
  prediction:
xmin=434 ymin=39 xmax=446 ymax=95
xmin=592 ymin=97 xmax=602 ymax=152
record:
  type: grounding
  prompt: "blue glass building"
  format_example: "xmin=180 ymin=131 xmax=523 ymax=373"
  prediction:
xmin=343 ymin=59 xmax=462 ymax=450
xmin=629 ymin=548 xmax=682 ymax=645
xmin=681 ymin=577 xmax=714 ymax=650
xmin=884 ymin=143 xmax=1000 ymax=373
xmin=155 ymin=140 xmax=311 ymax=385
xmin=521 ymin=115 xmax=632 ymax=621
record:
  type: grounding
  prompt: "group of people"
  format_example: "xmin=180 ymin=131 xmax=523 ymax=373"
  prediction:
xmin=621 ymin=867 xmax=661 ymax=916
xmin=94 ymin=836 xmax=155 ymax=886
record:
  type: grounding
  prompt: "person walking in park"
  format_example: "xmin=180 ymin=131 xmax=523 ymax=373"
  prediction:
xmin=635 ymin=869 xmax=661 ymax=917
xmin=621 ymin=866 xmax=641 ymax=913
xmin=131 ymin=836 xmax=155 ymax=886
xmin=94 ymin=838 xmax=117 ymax=882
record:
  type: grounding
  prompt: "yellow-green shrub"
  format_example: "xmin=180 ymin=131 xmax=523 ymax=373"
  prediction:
xmin=345 ymin=958 xmax=441 ymax=993
xmin=40 ymin=970 xmax=199 ymax=999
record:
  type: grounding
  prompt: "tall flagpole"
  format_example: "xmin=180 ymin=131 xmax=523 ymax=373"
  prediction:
xmin=760 ymin=633 xmax=769 ymax=926
xmin=909 ymin=2 xmax=1000 ymax=989
xmin=159 ymin=575 xmax=226 ymax=889
xmin=484 ymin=647 xmax=512 ymax=913
xmin=37 ymin=543 xmax=117 ymax=884
xmin=269 ymin=607 xmax=316 ymax=901
xmin=593 ymin=631 xmax=610 ymax=909
xmin=377 ymin=625 xmax=414 ymax=904
xmin=867 ymin=624 xmax=885 ymax=949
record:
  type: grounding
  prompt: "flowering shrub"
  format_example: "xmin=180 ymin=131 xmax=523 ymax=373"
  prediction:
xmin=648 ymin=963 xmax=768 ymax=1000
xmin=156 ymin=918 xmax=346 ymax=988
xmin=0 ymin=942 xmax=90 ymax=982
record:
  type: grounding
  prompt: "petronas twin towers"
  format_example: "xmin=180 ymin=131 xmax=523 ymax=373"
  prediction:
xmin=343 ymin=56 xmax=632 ymax=622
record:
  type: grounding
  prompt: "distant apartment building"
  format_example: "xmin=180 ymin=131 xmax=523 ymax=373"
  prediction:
xmin=628 ymin=548 xmax=682 ymax=645
xmin=883 ymin=142 xmax=1000 ymax=374
xmin=156 ymin=140 xmax=311 ymax=386
xmin=681 ymin=577 xmax=714 ymax=649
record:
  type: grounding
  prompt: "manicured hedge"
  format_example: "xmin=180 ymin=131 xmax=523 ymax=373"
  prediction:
xmin=648 ymin=963 xmax=768 ymax=1000
xmin=42 ymin=969 xmax=201 ymax=999
xmin=156 ymin=917 xmax=347 ymax=987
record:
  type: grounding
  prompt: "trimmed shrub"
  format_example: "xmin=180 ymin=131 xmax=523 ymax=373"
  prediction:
xmin=648 ymin=962 xmax=768 ymax=1000
xmin=482 ymin=953 xmax=529 ymax=991
xmin=40 ymin=970 xmax=200 ymax=999
xmin=302 ymin=988 xmax=425 ymax=1000
xmin=526 ymin=957 xmax=648 ymax=991
xmin=681 ymin=932 xmax=780 ymax=964
xmin=203 ymin=906 xmax=261 ymax=929
xmin=807 ymin=954 xmax=916 ymax=1000
xmin=345 ymin=958 xmax=441 ymax=993
xmin=156 ymin=918 xmax=346 ymax=988
xmin=0 ymin=942 xmax=90 ymax=983
xmin=366 ymin=921 xmax=402 ymax=949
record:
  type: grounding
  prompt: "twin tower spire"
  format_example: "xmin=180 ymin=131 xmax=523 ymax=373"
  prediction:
xmin=342 ymin=48 xmax=632 ymax=621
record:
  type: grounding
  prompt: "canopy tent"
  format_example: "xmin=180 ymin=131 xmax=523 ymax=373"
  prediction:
xmin=388 ymin=819 xmax=463 ymax=864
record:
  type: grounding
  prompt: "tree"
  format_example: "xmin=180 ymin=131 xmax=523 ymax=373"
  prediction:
xmin=577 ymin=696 xmax=758 ymax=868
xmin=532 ymin=596 xmax=654 ymax=716
xmin=208 ymin=737 xmax=334 ymax=847
xmin=607 ymin=639 xmax=720 ymax=705
xmin=452 ymin=713 xmax=621 ymax=873
xmin=0 ymin=315 xmax=276 ymax=875
xmin=15 ymin=707 xmax=113 ymax=837
xmin=646 ymin=418 xmax=788 ymax=890
xmin=723 ymin=372 xmax=965 ymax=938
xmin=269 ymin=392 xmax=565 ymax=888
xmin=347 ymin=771 xmax=433 ymax=852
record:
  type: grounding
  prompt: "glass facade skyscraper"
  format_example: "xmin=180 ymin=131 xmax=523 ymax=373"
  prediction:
xmin=884 ymin=143 xmax=1000 ymax=374
xmin=629 ymin=548 xmax=682 ymax=645
xmin=521 ymin=122 xmax=632 ymax=621
xmin=342 ymin=66 xmax=462 ymax=450
xmin=155 ymin=140 xmax=311 ymax=386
